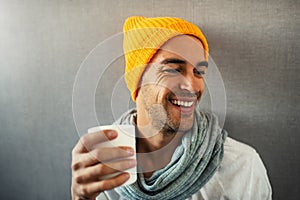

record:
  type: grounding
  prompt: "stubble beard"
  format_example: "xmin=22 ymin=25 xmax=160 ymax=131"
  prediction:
xmin=148 ymin=104 xmax=179 ymax=136
xmin=140 ymin=87 xmax=199 ymax=137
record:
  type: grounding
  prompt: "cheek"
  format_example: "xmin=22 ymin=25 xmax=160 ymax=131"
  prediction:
xmin=199 ymin=79 xmax=205 ymax=93
xmin=141 ymin=85 xmax=168 ymax=103
xmin=154 ymin=86 xmax=170 ymax=103
xmin=158 ymin=78 xmax=178 ymax=93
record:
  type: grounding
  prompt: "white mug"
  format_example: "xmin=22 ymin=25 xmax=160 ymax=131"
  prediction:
xmin=88 ymin=125 xmax=137 ymax=185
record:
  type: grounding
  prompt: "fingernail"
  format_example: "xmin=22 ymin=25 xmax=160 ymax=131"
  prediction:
xmin=123 ymin=173 xmax=130 ymax=179
xmin=126 ymin=148 xmax=134 ymax=155
xmin=107 ymin=131 xmax=116 ymax=139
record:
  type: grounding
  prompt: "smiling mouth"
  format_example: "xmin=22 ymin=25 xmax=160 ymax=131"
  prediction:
xmin=170 ymin=99 xmax=194 ymax=107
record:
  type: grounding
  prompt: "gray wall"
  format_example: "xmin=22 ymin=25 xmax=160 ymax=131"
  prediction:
xmin=0 ymin=0 xmax=299 ymax=199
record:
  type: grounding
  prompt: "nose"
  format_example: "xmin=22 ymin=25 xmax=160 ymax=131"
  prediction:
xmin=178 ymin=70 xmax=201 ymax=93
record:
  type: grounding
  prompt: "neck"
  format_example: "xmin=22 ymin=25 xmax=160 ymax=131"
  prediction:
xmin=137 ymin=127 xmax=183 ymax=151
xmin=136 ymin=120 xmax=184 ymax=178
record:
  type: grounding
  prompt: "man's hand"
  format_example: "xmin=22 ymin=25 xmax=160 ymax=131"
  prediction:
xmin=71 ymin=130 xmax=136 ymax=200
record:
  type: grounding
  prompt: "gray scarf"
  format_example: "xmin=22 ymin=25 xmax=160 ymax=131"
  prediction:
xmin=114 ymin=108 xmax=227 ymax=200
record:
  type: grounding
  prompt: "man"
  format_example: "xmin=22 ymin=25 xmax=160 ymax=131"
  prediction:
xmin=71 ymin=16 xmax=272 ymax=200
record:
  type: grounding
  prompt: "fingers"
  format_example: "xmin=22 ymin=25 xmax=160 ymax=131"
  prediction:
xmin=71 ymin=146 xmax=135 ymax=170
xmin=92 ymin=173 xmax=131 ymax=192
xmin=75 ymin=173 xmax=130 ymax=196
xmin=71 ymin=130 xmax=136 ymax=199
xmin=73 ymin=130 xmax=118 ymax=153
xmin=74 ymin=159 xmax=137 ymax=184
xmin=90 ymin=146 xmax=135 ymax=163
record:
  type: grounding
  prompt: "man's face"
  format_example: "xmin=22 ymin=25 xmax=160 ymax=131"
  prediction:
xmin=136 ymin=35 xmax=207 ymax=134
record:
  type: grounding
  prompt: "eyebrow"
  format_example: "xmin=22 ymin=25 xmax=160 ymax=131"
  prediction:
xmin=160 ymin=58 xmax=208 ymax=68
xmin=196 ymin=61 xmax=208 ymax=68
xmin=160 ymin=58 xmax=186 ymax=65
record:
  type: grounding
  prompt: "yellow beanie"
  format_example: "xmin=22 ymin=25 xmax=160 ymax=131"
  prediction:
xmin=123 ymin=16 xmax=209 ymax=101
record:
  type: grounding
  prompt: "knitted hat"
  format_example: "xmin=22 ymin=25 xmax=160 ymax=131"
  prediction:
xmin=123 ymin=16 xmax=209 ymax=101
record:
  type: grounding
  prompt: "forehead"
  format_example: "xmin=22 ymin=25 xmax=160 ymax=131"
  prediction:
xmin=151 ymin=35 xmax=206 ymax=63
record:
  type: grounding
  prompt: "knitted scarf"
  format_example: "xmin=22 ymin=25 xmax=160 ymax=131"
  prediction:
xmin=114 ymin=108 xmax=227 ymax=200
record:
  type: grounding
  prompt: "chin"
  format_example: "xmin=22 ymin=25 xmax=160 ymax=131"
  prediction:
xmin=166 ymin=113 xmax=194 ymax=133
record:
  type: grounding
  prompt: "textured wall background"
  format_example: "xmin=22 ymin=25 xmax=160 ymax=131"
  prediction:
xmin=0 ymin=0 xmax=299 ymax=199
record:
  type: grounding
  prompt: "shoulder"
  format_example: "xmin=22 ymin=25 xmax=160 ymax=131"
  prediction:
xmin=221 ymin=137 xmax=269 ymax=180
xmin=198 ymin=137 xmax=272 ymax=200
xmin=223 ymin=137 xmax=258 ymax=161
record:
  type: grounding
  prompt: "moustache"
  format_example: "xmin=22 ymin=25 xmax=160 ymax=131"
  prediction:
xmin=167 ymin=90 xmax=201 ymax=100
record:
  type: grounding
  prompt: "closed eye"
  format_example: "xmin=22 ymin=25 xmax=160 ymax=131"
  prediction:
xmin=194 ymin=68 xmax=206 ymax=76
xmin=162 ymin=68 xmax=181 ymax=74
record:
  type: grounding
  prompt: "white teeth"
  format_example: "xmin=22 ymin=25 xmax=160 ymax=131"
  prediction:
xmin=171 ymin=100 xmax=193 ymax=107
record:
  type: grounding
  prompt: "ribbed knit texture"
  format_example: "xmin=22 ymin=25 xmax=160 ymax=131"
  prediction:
xmin=123 ymin=16 xmax=209 ymax=101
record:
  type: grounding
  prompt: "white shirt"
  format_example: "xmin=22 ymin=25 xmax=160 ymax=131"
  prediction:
xmin=97 ymin=137 xmax=272 ymax=200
